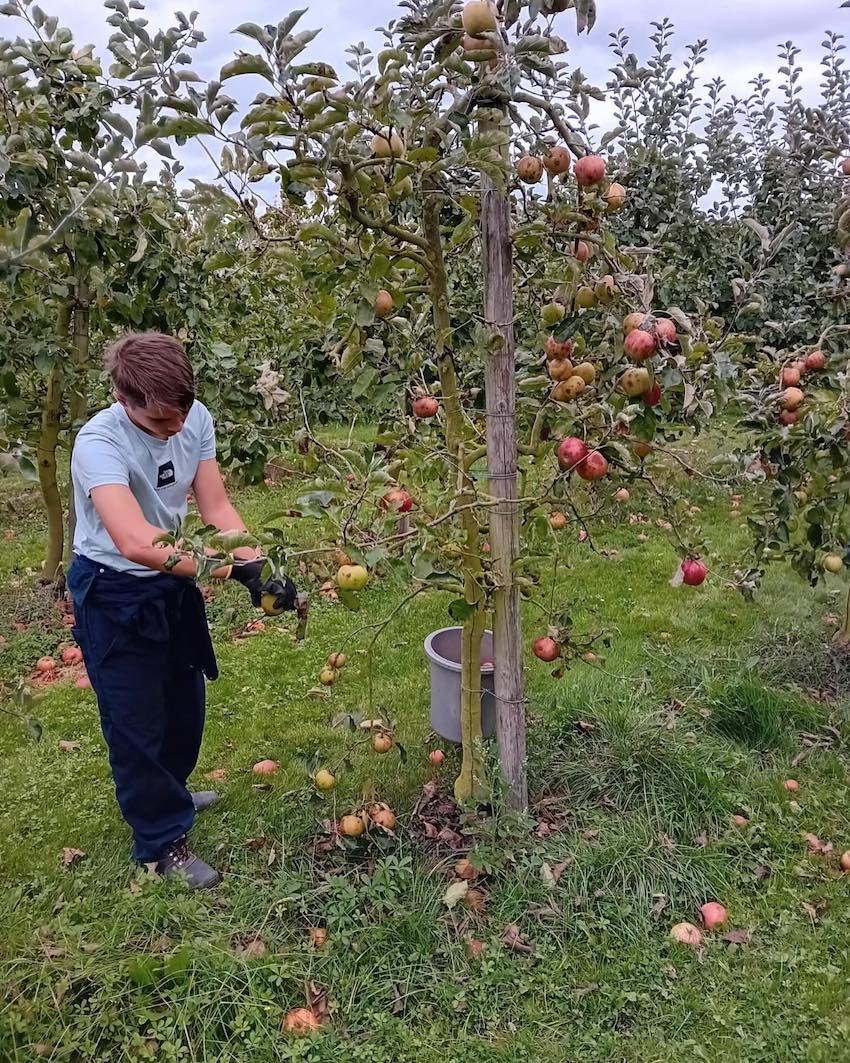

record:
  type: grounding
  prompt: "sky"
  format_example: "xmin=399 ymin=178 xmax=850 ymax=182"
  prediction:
xmin=6 ymin=0 xmax=848 ymax=185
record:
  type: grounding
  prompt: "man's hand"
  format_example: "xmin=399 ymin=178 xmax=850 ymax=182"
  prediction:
xmin=229 ymin=559 xmax=297 ymax=614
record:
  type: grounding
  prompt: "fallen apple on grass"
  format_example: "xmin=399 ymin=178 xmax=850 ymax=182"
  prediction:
xmin=669 ymin=921 xmax=704 ymax=947
xmin=699 ymin=902 xmax=728 ymax=930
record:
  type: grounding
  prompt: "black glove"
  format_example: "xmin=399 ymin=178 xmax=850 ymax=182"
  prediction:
xmin=229 ymin=558 xmax=297 ymax=612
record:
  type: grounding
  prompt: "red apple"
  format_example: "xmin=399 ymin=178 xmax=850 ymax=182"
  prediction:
xmin=624 ymin=329 xmax=657 ymax=361
xmin=681 ymin=558 xmax=707 ymax=586
xmin=542 ymin=145 xmax=571 ymax=176
xmin=654 ymin=318 xmax=678 ymax=344
xmin=574 ymin=154 xmax=606 ymax=187
xmin=643 ymin=383 xmax=662 ymax=407
xmin=806 ymin=350 xmax=826 ymax=371
xmin=533 ymin=637 xmax=560 ymax=662
xmin=574 ymin=240 xmax=592 ymax=263
xmin=577 ymin=451 xmax=609 ymax=482
xmin=380 ymin=488 xmax=413 ymax=513
xmin=699 ymin=901 xmax=728 ymax=930
xmin=412 ymin=396 xmax=439 ymax=418
xmin=545 ymin=335 xmax=573 ymax=360
xmin=556 ymin=436 xmax=589 ymax=471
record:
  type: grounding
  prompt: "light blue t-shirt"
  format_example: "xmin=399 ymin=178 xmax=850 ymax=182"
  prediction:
xmin=71 ymin=401 xmax=216 ymax=576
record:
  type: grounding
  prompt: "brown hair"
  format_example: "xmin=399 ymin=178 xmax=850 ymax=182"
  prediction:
xmin=105 ymin=332 xmax=195 ymax=411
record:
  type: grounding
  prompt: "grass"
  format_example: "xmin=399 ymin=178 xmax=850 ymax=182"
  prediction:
xmin=3 ymin=437 xmax=850 ymax=1061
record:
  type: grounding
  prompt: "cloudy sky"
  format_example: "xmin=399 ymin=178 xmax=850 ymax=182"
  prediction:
xmin=6 ymin=0 xmax=847 ymax=183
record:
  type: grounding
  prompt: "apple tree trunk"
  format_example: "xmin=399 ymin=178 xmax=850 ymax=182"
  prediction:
xmin=423 ymin=190 xmax=489 ymax=804
xmin=64 ymin=265 xmax=90 ymax=571
xmin=37 ymin=302 xmax=71 ymax=582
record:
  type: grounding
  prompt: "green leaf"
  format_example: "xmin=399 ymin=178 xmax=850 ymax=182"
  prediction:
xmin=17 ymin=456 xmax=38 ymax=482
xmin=278 ymin=9 xmax=308 ymax=38
xmin=33 ymin=351 xmax=54 ymax=375
xmin=103 ymin=112 xmax=134 ymax=139
xmin=203 ymin=251 xmax=237 ymax=272
xmin=219 ymin=54 xmax=274 ymax=83
xmin=232 ymin=21 xmax=269 ymax=45
xmin=448 ymin=598 xmax=475 ymax=622
xmin=130 ymin=65 xmax=159 ymax=81
xmin=337 ymin=588 xmax=362 ymax=612
xmin=127 ymin=956 xmax=160 ymax=986
xmin=128 ymin=232 xmax=148 ymax=263
xmin=742 ymin=217 xmax=771 ymax=251
xmin=352 ymin=367 xmax=378 ymax=399
xmin=157 ymin=116 xmax=210 ymax=138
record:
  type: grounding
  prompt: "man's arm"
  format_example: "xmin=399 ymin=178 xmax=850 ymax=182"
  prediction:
xmin=192 ymin=458 xmax=297 ymax=612
xmin=191 ymin=459 xmax=258 ymax=560
xmin=89 ymin=484 xmax=230 ymax=578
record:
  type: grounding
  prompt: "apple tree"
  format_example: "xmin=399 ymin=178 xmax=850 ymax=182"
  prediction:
xmin=0 ymin=0 xmax=208 ymax=578
xmin=190 ymin=0 xmax=731 ymax=810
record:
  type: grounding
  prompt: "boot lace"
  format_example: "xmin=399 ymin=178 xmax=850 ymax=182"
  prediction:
xmin=163 ymin=836 xmax=191 ymax=868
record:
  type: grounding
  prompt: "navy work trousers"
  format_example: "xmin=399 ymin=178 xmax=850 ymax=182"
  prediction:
xmin=67 ymin=555 xmax=218 ymax=862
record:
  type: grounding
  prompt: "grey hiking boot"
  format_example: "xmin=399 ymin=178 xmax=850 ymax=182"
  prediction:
xmin=191 ymin=790 xmax=220 ymax=813
xmin=154 ymin=836 xmax=220 ymax=890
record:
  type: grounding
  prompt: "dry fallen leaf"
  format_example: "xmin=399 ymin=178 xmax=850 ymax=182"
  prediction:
xmin=804 ymin=833 xmax=833 ymax=855
xmin=720 ymin=929 xmax=751 ymax=945
xmin=658 ymin=834 xmax=677 ymax=855
xmin=802 ymin=901 xmax=821 ymax=924
xmin=205 ymin=767 xmax=227 ymax=781
xmin=245 ymin=836 xmax=268 ymax=850
xmin=62 ymin=848 xmax=86 ymax=867
xmin=502 ymin=923 xmax=536 ymax=955
xmin=466 ymin=937 xmax=486 ymax=960
xmin=443 ymin=880 xmax=469 ymax=910
xmin=306 ymin=981 xmax=331 ymax=1023
xmin=240 ymin=937 xmax=267 ymax=959
xmin=541 ymin=860 xmax=570 ymax=885
xmin=692 ymin=832 xmax=709 ymax=848
xmin=650 ymin=894 xmax=668 ymax=921
xmin=437 ymin=827 xmax=464 ymax=848
xmin=529 ymin=901 xmax=563 ymax=918
xmin=58 ymin=740 xmax=79 ymax=753
xmin=309 ymin=928 xmax=327 ymax=950
xmin=463 ymin=888 xmax=488 ymax=914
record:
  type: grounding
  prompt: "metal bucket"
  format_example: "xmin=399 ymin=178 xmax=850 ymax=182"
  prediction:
xmin=423 ymin=627 xmax=496 ymax=743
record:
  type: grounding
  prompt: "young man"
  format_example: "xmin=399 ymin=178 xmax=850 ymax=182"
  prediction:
xmin=68 ymin=332 xmax=295 ymax=888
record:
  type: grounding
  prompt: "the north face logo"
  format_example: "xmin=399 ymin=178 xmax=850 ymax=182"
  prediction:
xmin=156 ymin=461 xmax=176 ymax=489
